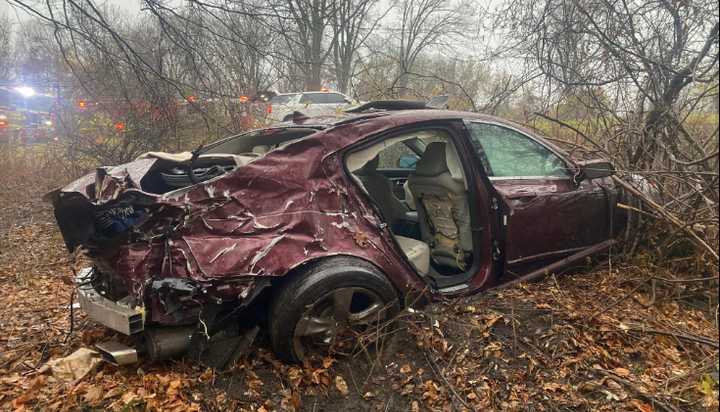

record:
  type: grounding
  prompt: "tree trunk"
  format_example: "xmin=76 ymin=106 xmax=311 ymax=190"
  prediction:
xmin=305 ymin=63 xmax=322 ymax=90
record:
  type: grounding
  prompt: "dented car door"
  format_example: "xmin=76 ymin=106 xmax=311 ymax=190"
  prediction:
xmin=466 ymin=122 xmax=612 ymax=274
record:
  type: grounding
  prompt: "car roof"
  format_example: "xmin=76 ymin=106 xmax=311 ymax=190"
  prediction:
xmin=291 ymin=109 xmax=502 ymax=128
xmin=282 ymin=109 xmax=570 ymax=158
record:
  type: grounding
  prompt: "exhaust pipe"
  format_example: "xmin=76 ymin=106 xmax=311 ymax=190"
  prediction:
xmin=96 ymin=340 xmax=139 ymax=365
xmin=144 ymin=326 xmax=195 ymax=362
xmin=96 ymin=325 xmax=257 ymax=366
xmin=95 ymin=326 xmax=195 ymax=364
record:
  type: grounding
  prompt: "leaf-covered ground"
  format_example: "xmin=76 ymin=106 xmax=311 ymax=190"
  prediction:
xmin=0 ymin=156 xmax=717 ymax=411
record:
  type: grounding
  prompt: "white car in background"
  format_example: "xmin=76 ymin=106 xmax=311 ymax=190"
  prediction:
xmin=268 ymin=91 xmax=354 ymax=123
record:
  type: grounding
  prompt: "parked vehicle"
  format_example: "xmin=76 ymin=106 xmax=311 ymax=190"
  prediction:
xmin=47 ymin=103 xmax=620 ymax=364
xmin=267 ymin=91 xmax=354 ymax=123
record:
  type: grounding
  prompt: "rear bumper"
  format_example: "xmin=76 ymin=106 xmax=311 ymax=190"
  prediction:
xmin=76 ymin=267 xmax=145 ymax=335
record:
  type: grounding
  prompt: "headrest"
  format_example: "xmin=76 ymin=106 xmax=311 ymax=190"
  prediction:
xmin=357 ymin=156 xmax=379 ymax=175
xmin=445 ymin=140 xmax=464 ymax=181
xmin=414 ymin=142 xmax=448 ymax=176
xmin=414 ymin=141 xmax=465 ymax=183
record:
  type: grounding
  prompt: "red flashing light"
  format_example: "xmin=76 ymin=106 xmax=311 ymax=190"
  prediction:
xmin=114 ymin=121 xmax=126 ymax=132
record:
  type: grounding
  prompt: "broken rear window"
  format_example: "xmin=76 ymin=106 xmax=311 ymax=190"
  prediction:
xmin=202 ymin=127 xmax=319 ymax=156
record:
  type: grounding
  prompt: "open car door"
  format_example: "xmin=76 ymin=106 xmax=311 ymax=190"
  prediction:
xmin=464 ymin=121 xmax=613 ymax=275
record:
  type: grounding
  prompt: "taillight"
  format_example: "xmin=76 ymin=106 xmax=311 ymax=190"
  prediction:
xmin=266 ymin=104 xmax=272 ymax=114
xmin=0 ymin=120 xmax=7 ymax=128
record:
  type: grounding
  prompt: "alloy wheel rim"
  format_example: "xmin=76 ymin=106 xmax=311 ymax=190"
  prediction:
xmin=293 ymin=287 xmax=386 ymax=360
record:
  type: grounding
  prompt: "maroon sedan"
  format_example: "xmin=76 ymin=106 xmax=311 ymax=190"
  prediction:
xmin=48 ymin=105 xmax=618 ymax=363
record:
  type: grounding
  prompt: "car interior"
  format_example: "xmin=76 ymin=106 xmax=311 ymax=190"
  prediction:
xmin=346 ymin=129 xmax=475 ymax=282
xmin=135 ymin=127 xmax=320 ymax=193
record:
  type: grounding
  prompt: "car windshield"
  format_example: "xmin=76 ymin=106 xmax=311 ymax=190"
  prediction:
xmin=299 ymin=93 xmax=326 ymax=104
xmin=270 ymin=94 xmax=298 ymax=105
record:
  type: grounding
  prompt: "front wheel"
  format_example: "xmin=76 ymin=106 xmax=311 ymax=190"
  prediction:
xmin=269 ymin=258 xmax=399 ymax=363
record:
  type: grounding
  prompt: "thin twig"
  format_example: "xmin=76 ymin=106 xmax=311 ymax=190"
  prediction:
xmin=422 ymin=350 xmax=472 ymax=411
xmin=612 ymin=176 xmax=719 ymax=261
xmin=532 ymin=112 xmax=611 ymax=156
xmin=595 ymin=368 xmax=680 ymax=412
xmin=622 ymin=325 xmax=719 ymax=349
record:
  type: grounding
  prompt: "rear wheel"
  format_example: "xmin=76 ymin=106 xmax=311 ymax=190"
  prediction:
xmin=269 ymin=258 xmax=398 ymax=363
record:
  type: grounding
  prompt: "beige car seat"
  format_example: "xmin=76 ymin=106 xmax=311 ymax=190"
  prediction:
xmin=393 ymin=235 xmax=430 ymax=276
xmin=407 ymin=141 xmax=472 ymax=270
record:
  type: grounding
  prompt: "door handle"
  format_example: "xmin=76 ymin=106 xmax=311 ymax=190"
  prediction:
xmin=506 ymin=191 xmax=538 ymax=200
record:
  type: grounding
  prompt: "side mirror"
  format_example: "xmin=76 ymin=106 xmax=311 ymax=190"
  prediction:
xmin=398 ymin=154 xmax=420 ymax=169
xmin=578 ymin=159 xmax=615 ymax=180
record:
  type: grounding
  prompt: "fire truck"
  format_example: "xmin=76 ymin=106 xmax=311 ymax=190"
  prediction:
xmin=0 ymin=86 xmax=56 ymax=145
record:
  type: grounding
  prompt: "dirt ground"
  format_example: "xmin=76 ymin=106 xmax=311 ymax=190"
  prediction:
xmin=0 ymin=158 xmax=718 ymax=411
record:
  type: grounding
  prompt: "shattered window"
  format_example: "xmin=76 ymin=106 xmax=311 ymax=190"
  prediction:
xmin=468 ymin=123 xmax=569 ymax=178
xmin=378 ymin=141 xmax=418 ymax=169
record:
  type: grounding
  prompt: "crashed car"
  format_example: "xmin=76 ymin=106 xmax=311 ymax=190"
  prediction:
xmin=47 ymin=103 xmax=620 ymax=364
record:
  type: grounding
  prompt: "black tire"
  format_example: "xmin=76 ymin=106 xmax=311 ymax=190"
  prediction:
xmin=269 ymin=257 xmax=399 ymax=363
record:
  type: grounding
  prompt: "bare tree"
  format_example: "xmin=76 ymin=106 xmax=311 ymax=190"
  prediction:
xmin=0 ymin=13 xmax=12 ymax=80
xmin=270 ymin=0 xmax=338 ymax=90
xmin=392 ymin=0 xmax=468 ymax=95
xmin=499 ymin=0 xmax=719 ymax=259
xmin=331 ymin=0 xmax=384 ymax=94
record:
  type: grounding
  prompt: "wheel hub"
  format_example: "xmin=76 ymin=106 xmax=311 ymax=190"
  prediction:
xmin=293 ymin=287 xmax=386 ymax=359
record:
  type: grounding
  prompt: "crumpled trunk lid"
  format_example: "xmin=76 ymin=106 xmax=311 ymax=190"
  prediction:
xmin=46 ymin=158 xmax=163 ymax=252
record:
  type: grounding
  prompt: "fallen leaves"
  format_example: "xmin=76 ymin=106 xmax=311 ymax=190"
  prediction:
xmin=402 ymin=264 xmax=718 ymax=412
xmin=82 ymin=385 xmax=103 ymax=404
xmin=334 ymin=375 xmax=349 ymax=396
xmin=630 ymin=399 xmax=655 ymax=412
xmin=0 ymin=162 xmax=716 ymax=411
xmin=613 ymin=367 xmax=632 ymax=377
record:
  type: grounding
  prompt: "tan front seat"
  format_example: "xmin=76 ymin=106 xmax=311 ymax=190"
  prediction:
xmin=407 ymin=141 xmax=472 ymax=270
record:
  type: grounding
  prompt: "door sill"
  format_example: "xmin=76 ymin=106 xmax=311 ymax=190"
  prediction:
xmin=428 ymin=269 xmax=475 ymax=290
xmin=438 ymin=283 xmax=470 ymax=294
